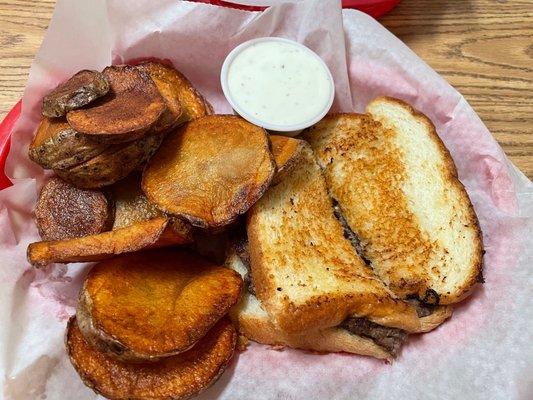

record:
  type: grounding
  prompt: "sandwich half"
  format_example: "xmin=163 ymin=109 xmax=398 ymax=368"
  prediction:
xmin=246 ymin=143 xmax=451 ymax=335
xmin=227 ymin=241 xmax=451 ymax=360
xmin=303 ymin=97 xmax=483 ymax=304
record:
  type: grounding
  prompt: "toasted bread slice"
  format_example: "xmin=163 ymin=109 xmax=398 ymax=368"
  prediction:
xmin=226 ymin=250 xmax=394 ymax=360
xmin=247 ymin=144 xmax=425 ymax=334
xmin=42 ymin=70 xmax=110 ymax=117
xmin=142 ymin=115 xmax=276 ymax=229
xmin=27 ymin=216 xmax=192 ymax=268
xmin=136 ymin=62 xmax=184 ymax=134
xmin=270 ymin=135 xmax=306 ymax=185
xmin=110 ymin=173 xmax=162 ymax=229
xmin=304 ymin=98 xmax=483 ymax=304
xmin=66 ymin=316 xmax=236 ymax=400
xmin=67 ymin=65 xmax=166 ymax=143
xmin=29 ymin=118 xmax=109 ymax=170
xmin=76 ymin=249 xmax=242 ymax=361
xmin=35 ymin=177 xmax=111 ymax=241
xmin=56 ymin=132 xmax=163 ymax=189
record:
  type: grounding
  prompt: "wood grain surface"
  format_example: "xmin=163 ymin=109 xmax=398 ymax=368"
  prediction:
xmin=0 ymin=0 xmax=531 ymax=177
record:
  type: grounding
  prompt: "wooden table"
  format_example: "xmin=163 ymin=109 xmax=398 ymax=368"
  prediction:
xmin=0 ymin=0 xmax=531 ymax=177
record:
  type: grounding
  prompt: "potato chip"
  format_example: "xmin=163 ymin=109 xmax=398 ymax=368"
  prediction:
xmin=76 ymin=249 xmax=242 ymax=361
xmin=27 ymin=216 xmax=192 ymax=268
xmin=42 ymin=70 xmax=109 ymax=117
xmin=142 ymin=115 xmax=275 ymax=229
xmin=269 ymin=135 xmax=305 ymax=185
xmin=35 ymin=177 xmax=111 ymax=241
xmin=66 ymin=317 xmax=236 ymax=400
xmin=67 ymin=65 xmax=166 ymax=143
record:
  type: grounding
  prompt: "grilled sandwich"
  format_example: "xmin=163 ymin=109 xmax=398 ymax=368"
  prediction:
xmin=303 ymin=97 xmax=483 ymax=304
xmin=245 ymin=143 xmax=451 ymax=337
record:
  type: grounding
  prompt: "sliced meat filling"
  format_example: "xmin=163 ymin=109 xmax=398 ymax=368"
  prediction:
xmin=407 ymin=299 xmax=435 ymax=318
xmin=332 ymin=200 xmax=369 ymax=264
xmin=235 ymin=234 xmax=413 ymax=356
xmin=340 ymin=317 xmax=407 ymax=356
xmin=233 ymin=235 xmax=256 ymax=296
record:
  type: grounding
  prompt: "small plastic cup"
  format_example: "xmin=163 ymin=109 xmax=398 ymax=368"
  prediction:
xmin=220 ymin=37 xmax=335 ymax=136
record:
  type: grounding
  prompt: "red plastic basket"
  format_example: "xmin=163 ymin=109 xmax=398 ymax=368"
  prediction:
xmin=196 ymin=1 xmax=400 ymax=17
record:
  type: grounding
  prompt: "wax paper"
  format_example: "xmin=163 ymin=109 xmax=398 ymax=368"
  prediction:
xmin=1 ymin=0 xmax=532 ymax=399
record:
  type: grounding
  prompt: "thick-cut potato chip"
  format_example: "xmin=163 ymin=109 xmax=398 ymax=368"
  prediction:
xmin=66 ymin=317 xmax=236 ymax=400
xmin=270 ymin=135 xmax=306 ymax=185
xmin=76 ymin=249 xmax=242 ymax=361
xmin=35 ymin=177 xmax=111 ymax=241
xmin=27 ymin=216 xmax=192 ymax=268
xmin=42 ymin=70 xmax=110 ymax=118
xmin=67 ymin=65 xmax=166 ymax=143
xmin=110 ymin=173 xmax=162 ymax=230
xmin=56 ymin=132 xmax=163 ymax=189
xmin=29 ymin=118 xmax=109 ymax=170
xmin=138 ymin=62 xmax=212 ymax=125
xmin=142 ymin=115 xmax=276 ymax=229
xmin=136 ymin=62 xmax=184 ymax=134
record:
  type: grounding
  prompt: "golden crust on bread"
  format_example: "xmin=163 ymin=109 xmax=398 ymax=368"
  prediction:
xmin=142 ymin=115 xmax=276 ymax=229
xmin=66 ymin=316 xmax=236 ymax=400
xmin=304 ymin=98 xmax=483 ymax=304
xmin=247 ymin=144 xmax=424 ymax=334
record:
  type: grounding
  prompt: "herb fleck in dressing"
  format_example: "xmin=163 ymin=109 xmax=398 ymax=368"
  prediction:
xmin=227 ymin=41 xmax=332 ymax=127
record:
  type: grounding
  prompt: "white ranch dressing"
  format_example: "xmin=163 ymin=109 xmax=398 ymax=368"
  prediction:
xmin=226 ymin=40 xmax=333 ymax=128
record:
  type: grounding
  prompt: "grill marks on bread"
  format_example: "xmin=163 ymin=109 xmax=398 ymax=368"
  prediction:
xmin=308 ymin=114 xmax=433 ymax=298
xmin=304 ymin=98 xmax=483 ymax=304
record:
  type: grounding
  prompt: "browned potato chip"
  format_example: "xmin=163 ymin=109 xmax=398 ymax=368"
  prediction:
xmin=29 ymin=118 xmax=109 ymax=170
xmin=67 ymin=65 xmax=166 ymax=143
xmin=138 ymin=62 xmax=212 ymax=125
xmin=56 ymin=132 xmax=163 ymax=189
xmin=110 ymin=173 xmax=162 ymax=230
xmin=136 ymin=62 xmax=184 ymax=134
xmin=66 ymin=316 xmax=236 ymax=400
xmin=35 ymin=177 xmax=112 ymax=241
xmin=27 ymin=216 xmax=192 ymax=268
xmin=42 ymin=70 xmax=110 ymax=118
xmin=270 ymin=135 xmax=306 ymax=185
xmin=76 ymin=249 xmax=242 ymax=361
xmin=142 ymin=115 xmax=276 ymax=229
